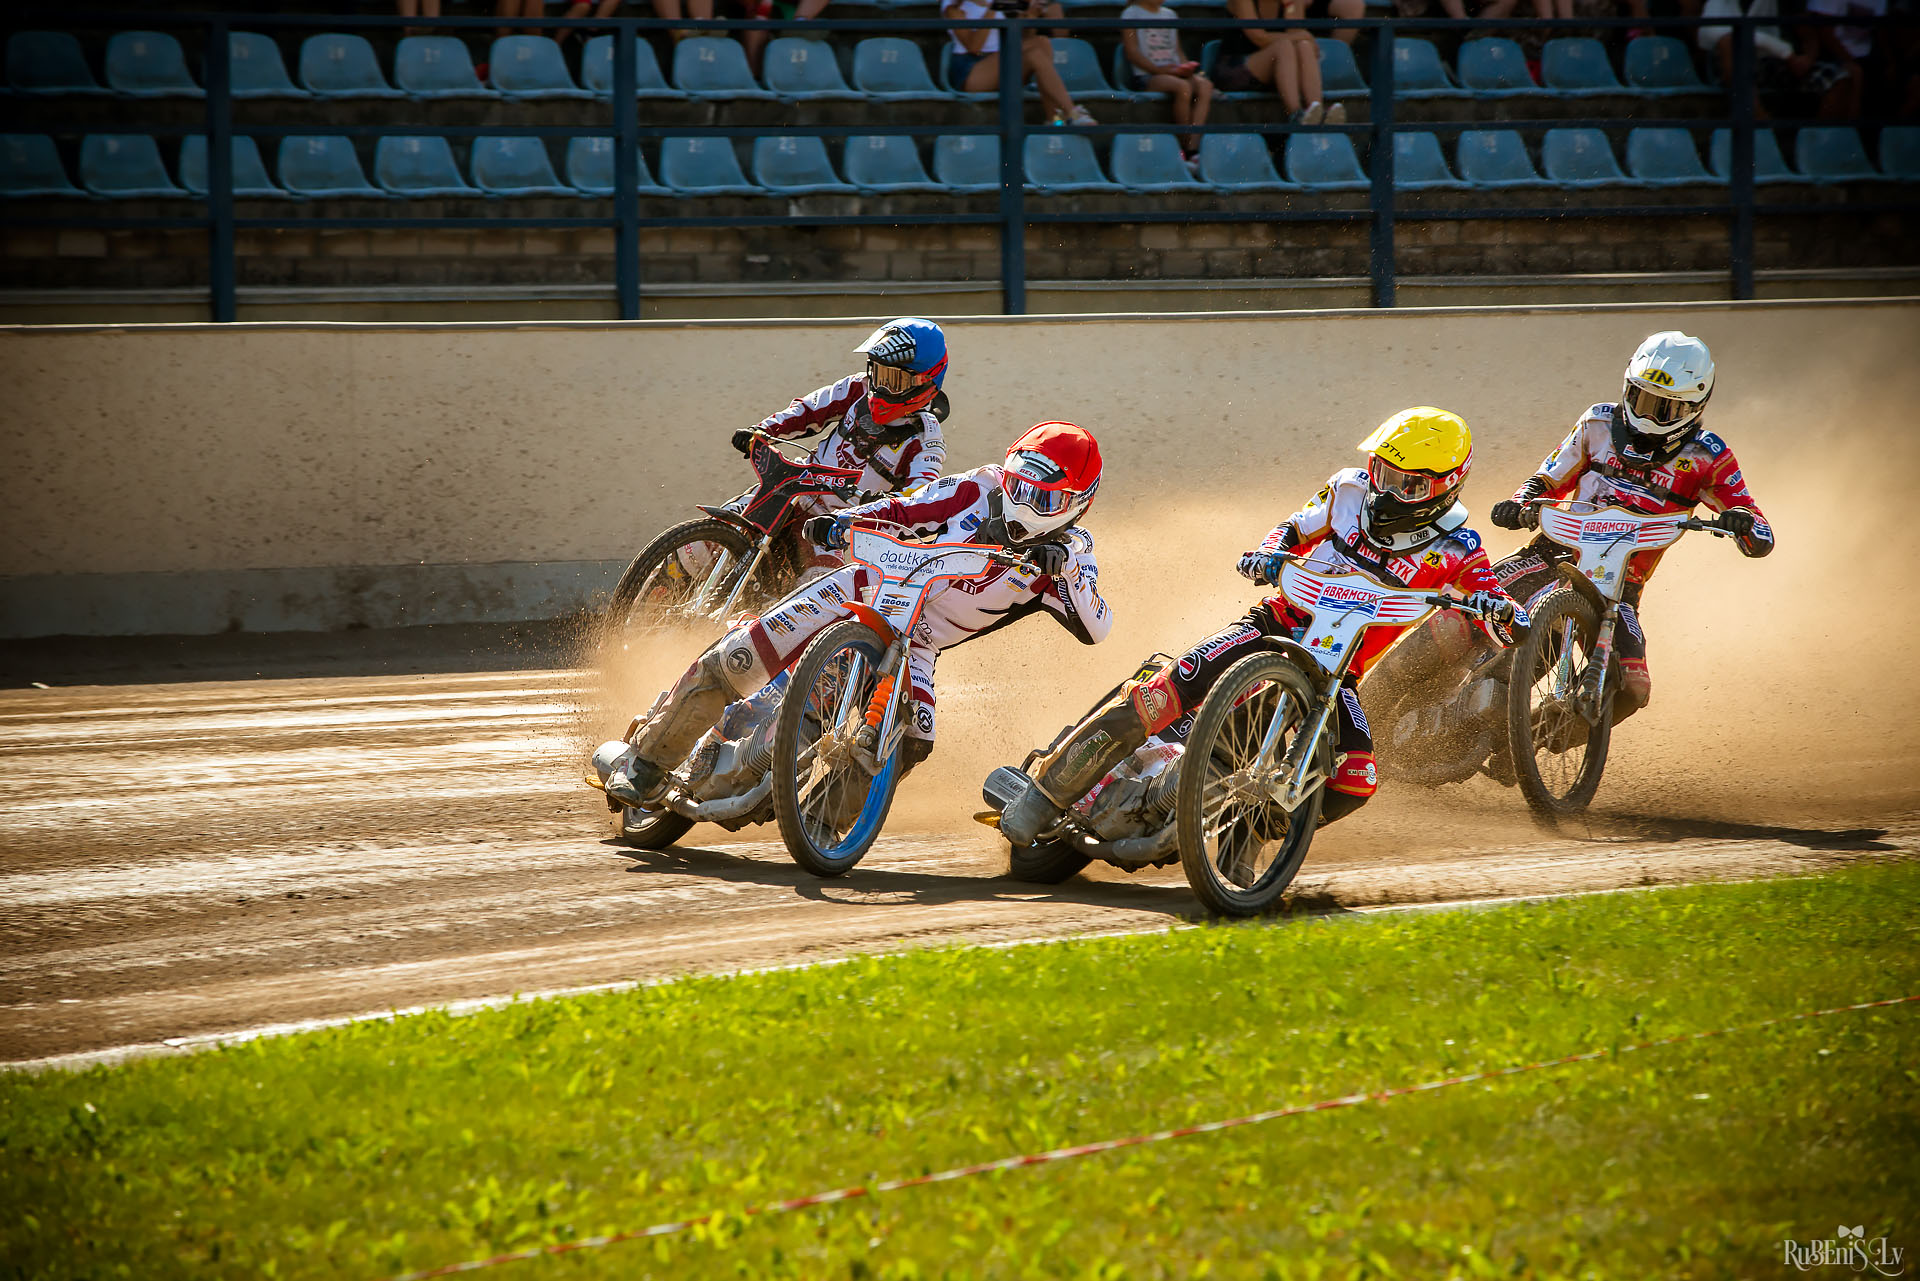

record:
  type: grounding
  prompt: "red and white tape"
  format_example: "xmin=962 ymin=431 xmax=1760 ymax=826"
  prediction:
xmin=394 ymin=992 xmax=1917 ymax=1280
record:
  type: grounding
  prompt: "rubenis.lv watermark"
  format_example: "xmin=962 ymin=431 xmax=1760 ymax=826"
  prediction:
xmin=1782 ymin=1226 xmax=1906 ymax=1275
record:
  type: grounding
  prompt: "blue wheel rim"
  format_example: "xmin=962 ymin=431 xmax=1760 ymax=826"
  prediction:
xmin=819 ymin=745 xmax=898 ymax=861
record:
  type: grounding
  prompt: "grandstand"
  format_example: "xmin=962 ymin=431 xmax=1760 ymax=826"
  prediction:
xmin=1 ymin=0 xmax=1914 ymax=320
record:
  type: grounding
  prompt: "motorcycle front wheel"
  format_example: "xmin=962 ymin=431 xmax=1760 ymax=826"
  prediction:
xmin=606 ymin=517 xmax=756 ymax=632
xmin=772 ymin=619 xmax=900 ymax=877
xmin=1507 ymin=587 xmax=1612 ymax=821
xmin=1176 ymin=652 xmax=1324 ymax=917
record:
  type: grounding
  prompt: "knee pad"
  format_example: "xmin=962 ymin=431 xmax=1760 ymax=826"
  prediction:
xmin=631 ymin=646 xmax=752 ymax=768
xmin=1328 ymin=749 xmax=1377 ymax=799
xmin=1618 ymin=655 xmax=1651 ymax=709
xmin=1128 ymin=667 xmax=1184 ymax=735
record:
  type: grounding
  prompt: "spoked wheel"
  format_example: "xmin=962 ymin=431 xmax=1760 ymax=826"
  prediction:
xmin=605 ymin=797 xmax=695 ymax=851
xmin=1507 ymin=587 xmax=1612 ymax=822
xmin=606 ymin=518 xmax=757 ymax=634
xmin=1007 ymin=840 xmax=1091 ymax=884
xmin=772 ymin=619 xmax=901 ymax=877
xmin=1176 ymin=653 xmax=1325 ymax=917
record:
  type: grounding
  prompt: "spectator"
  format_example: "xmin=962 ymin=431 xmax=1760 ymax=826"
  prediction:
xmin=1212 ymin=0 xmax=1355 ymax=125
xmin=1803 ymin=0 xmax=1885 ymax=115
xmin=1700 ymin=0 xmax=1856 ymax=119
xmin=946 ymin=0 xmax=1095 ymax=125
xmin=649 ymin=0 xmax=826 ymax=71
xmin=398 ymin=0 xmax=442 ymax=37
xmin=1120 ymin=0 xmax=1215 ymax=164
xmin=1391 ymin=0 xmax=1519 ymax=29
xmin=556 ymin=0 xmax=627 ymax=47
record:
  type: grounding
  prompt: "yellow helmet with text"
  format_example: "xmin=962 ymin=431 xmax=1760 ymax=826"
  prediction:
xmin=1355 ymin=407 xmax=1473 ymax=541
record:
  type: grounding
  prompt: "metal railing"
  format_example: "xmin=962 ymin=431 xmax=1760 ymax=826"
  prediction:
xmin=5 ymin=7 xmax=1914 ymax=320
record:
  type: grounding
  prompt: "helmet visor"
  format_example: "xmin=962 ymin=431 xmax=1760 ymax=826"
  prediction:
xmin=867 ymin=359 xmax=929 ymax=400
xmin=1367 ymin=454 xmax=1452 ymax=505
xmin=1622 ymin=381 xmax=1697 ymax=431
xmin=1005 ymin=473 xmax=1072 ymax=517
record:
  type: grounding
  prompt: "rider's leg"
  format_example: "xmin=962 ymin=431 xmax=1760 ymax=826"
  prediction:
xmin=1611 ymin=602 xmax=1650 ymax=725
xmin=1319 ymin=682 xmax=1377 ymax=825
xmin=900 ymin=645 xmax=937 ymax=780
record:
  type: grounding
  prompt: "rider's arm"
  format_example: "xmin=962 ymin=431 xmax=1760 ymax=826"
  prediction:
xmin=1697 ymin=441 xmax=1775 ymax=558
xmin=894 ymin=424 xmax=947 ymax=493
xmin=753 ymin=375 xmax=865 ymax=441
xmin=1451 ymin=543 xmax=1529 ymax=646
xmin=1040 ymin=528 xmax=1113 ymax=645
xmin=1517 ymin=415 xmax=1595 ymax=501
xmin=841 ymin=471 xmax=985 ymax=539
xmin=1239 ymin=482 xmax=1333 ymax=582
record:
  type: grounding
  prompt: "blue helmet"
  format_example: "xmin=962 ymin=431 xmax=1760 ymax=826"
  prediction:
xmin=855 ymin=318 xmax=948 ymax=426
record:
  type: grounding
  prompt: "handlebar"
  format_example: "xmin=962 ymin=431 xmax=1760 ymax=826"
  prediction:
xmin=1679 ymin=516 xmax=1736 ymax=538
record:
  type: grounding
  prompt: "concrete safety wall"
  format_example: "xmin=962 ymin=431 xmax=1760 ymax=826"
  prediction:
xmin=2 ymin=298 xmax=1917 ymax=635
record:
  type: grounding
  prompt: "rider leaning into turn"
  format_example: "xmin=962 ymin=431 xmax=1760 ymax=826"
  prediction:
xmin=997 ymin=407 xmax=1528 ymax=846
xmin=1486 ymin=330 xmax=1773 ymax=720
xmin=603 ymin=421 xmax=1113 ymax=808
xmin=737 ymin=317 xmax=952 ymax=571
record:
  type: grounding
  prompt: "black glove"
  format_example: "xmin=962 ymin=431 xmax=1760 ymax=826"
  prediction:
xmin=731 ymin=428 xmax=757 ymax=457
xmin=802 ymin=514 xmax=850 ymax=549
xmin=1026 ymin=542 xmax=1069 ymax=577
xmin=1718 ymin=509 xmax=1756 ymax=539
xmin=1489 ymin=500 xmax=1528 ymax=530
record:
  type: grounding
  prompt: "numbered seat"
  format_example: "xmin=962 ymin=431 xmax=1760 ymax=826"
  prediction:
xmin=752 ymin=136 xmax=857 ymax=194
xmin=1318 ymin=38 xmax=1367 ymax=98
xmin=565 ymin=136 xmax=669 ymax=195
xmin=852 ymin=38 xmax=949 ymax=101
xmin=229 ymin=32 xmax=309 ymax=99
xmin=489 ymin=36 xmax=594 ymax=99
xmin=843 ymin=134 xmax=944 ymax=193
xmin=0 ymin=134 xmax=85 ymax=196
xmin=394 ymin=36 xmax=497 ymax=99
xmin=1198 ymin=133 xmax=1294 ymax=191
xmin=1626 ymin=127 xmax=1715 ymax=187
xmin=6 ymin=32 xmax=110 ymax=96
xmin=581 ymin=34 xmax=683 ymax=99
xmin=79 ymin=134 xmax=187 ymax=197
xmin=674 ymin=37 xmax=777 ymax=99
xmin=1046 ymin=37 xmax=1124 ymax=100
xmin=1393 ymin=37 xmax=1460 ymax=97
xmin=1456 ymin=38 xmax=1544 ymax=96
xmin=1109 ymin=132 xmax=1206 ymax=192
xmin=1795 ymin=126 xmax=1886 ymax=182
xmin=298 ymin=34 xmax=405 ymax=98
xmin=938 ymin=45 xmax=996 ymax=101
xmin=1285 ymin=132 xmax=1368 ymax=190
xmin=1709 ymin=127 xmax=1802 ymax=184
xmin=1393 ymin=131 xmax=1467 ymax=190
xmin=105 ymin=31 xmax=202 ymax=98
xmin=1542 ymin=128 xmax=1640 ymax=187
xmin=1023 ymin=133 xmax=1121 ymax=192
xmin=763 ymin=37 xmax=861 ymax=100
xmin=660 ymin=136 xmax=764 ymax=195
xmin=1541 ymin=37 xmax=1624 ymax=95
xmin=933 ymin=133 xmax=1001 ymax=192
xmin=1879 ymin=126 xmax=1920 ymax=182
xmin=277 ymin=135 xmax=390 ymax=197
xmin=470 ymin=136 xmax=577 ymax=195
xmin=374 ymin=135 xmax=480 ymax=197
xmin=179 ymin=135 xmax=289 ymax=197
xmin=1456 ymin=129 xmax=1551 ymax=188
xmin=1623 ymin=36 xmax=1705 ymax=94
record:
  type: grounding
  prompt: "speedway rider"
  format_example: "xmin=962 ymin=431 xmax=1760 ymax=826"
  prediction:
xmin=997 ymin=407 xmax=1528 ymax=846
xmin=1486 ymin=330 xmax=1773 ymax=721
xmin=737 ymin=317 xmax=952 ymax=571
xmin=603 ymin=422 xmax=1112 ymax=806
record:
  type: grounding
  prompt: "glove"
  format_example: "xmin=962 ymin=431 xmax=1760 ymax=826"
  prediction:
xmin=1489 ymin=500 xmax=1528 ymax=530
xmin=1718 ymin=509 xmax=1756 ymax=539
xmin=1461 ymin=590 xmax=1515 ymax=624
xmin=731 ymin=428 xmax=757 ymax=457
xmin=1237 ymin=550 xmax=1283 ymax=586
xmin=1025 ymin=542 xmax=1069 ymax=577
xmin=802 ymin=514 xmax=850 ymax=550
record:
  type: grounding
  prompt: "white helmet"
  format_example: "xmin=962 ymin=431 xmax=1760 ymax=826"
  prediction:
xmin=1617 ymin=331 xmax=1714 ymax=464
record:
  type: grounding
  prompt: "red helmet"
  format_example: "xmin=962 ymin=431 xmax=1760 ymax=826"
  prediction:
xmin=1000 ymin=421 xmax=1102 ymax=544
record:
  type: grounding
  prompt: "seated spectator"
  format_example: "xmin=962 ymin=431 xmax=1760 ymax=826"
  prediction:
xmin=1801 ymin=0 xmax=1884 ymax=117
xmin=946 ymin=0 xmax=1095 ymax=125
xmin=1393 ymin=0 xmax=1518 ymax=27
xmin=1213 ymin=0 xmax=1357 ymax=124
xmin=399 ymin=0 xmax=441 ymax=37
xmin=1121 ymin=0 xmax=1214 ymax=165
xmin=557 ymin=0 xmax=628 ymax=48
xmin=1700 ymin=0 xmax=1855 ymax=119
xmin=648 ymin=0 xmax=819 ymax=70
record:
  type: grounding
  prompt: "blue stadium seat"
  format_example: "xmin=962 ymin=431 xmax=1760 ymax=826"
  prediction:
xmin=471 ymin=137 xmax=576 ymax=195
xmin=674 ymin=37 xmax=777 ymax=100
xmin=374 ymin=136 xmax=480 ymax=197
xmin=1319 ymin=38 xmax=1366 ymax=98
xmin=1542 ymin=128 xmax=1640 ymax=187
xmin=489 ymin=36 xmax=593 ymax=99
xmin=105 ymin=31 xmax=202 ymax=98
xmin=1795 ymin=126 xmax=1886 ymax=183
xmin=581 ymin=34 xmax=682 ymax=99
xmin=938 ymin=45 xmax=996 ymax=101
xmin=843 ymin=134 xmax=944 ymax=193
xmin=566 ymin=136 xmax=669 ymax=195
xmin=1393 ymin=131 xmax=1467 ymax=189
xmin=1880 ymin=126 xmax=1920 ymax=181
xmin=1625 ymin=127 xmax=1715 ymax=186
xmin=763 ymin=38 xmax=861 ymax=101
xmin=1456 ymin=38 xmax=1543 ymax=96
xmin=7 ymin=32 xmax=110 ymax=96
xmin=1285 ymin=133 xmax=1369 ymax=190
xmin=753 ymin=136 xmax=857 ymax=194
xmin=1048 ymin=37 xmax=1125 ymax=100
xmin=660 ymin=136 xmax=764 ymax=195
xmin=1392 ymin=37 xmax=1460 ymax=98
xmin=1709 ymin=127 xmax=1802 ymax=184
xmin=1 ymin=134 xmax=84 ymax=197
xmin=933 ymin=134 xmax=1001 ymax=192
xmin=1623 ymin=36 xmax=1704 ymax=94
xmin=853 ymin=39 xmax=950 ymax=101
xmin=229 ymin=32 xmax=309 ymax=99
xmin=1541 ymin=38 xmax=1624 ymax=95
xmin=1107 ymin=42 xmax=1155 ymax=102
xmin=179 ymin=135 xmax=288 ymax=197
xmin=394 ymin=36 xmax=497 ymax=99
xmin=1024 ymin=133 xmax=1121 ymax=193
xmin=79 ymin=134 xmax=187 ymax=197
xmin=278 ymin=135 xmax=390 ymax=197
xmin=1109 ymin=132 xmax=1207 ymax=192
xmin=1197 ymin=133 xmax=1294 ymax=191
xmin=299 ymin=34 xmax=405 ymax=99
xmin=1456 ymin=129 xmax=1551 ymax=188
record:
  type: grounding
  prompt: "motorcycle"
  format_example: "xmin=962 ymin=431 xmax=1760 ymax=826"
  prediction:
xmin=1366 ymin=500 xmax=1738 ymax=821
xmin=604 ymin=431 xmax=864 ymax=632
xmin=980 ymin=555 xmax=1501 ymax=917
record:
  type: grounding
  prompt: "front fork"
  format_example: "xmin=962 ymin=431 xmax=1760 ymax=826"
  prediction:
xmin=1271 ymin=649 xmax=1355 ymax=813
xmin=705 ymin=539 xmax=769 ymax=621
xmin=1575 ymin=605 xmax=1619 ymax=726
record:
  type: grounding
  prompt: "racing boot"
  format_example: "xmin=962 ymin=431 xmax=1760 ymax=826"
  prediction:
xmin=999 ymin=686 xmax=1153 ymax=845
xmin=607 ymin=645 xmax=757 ymax=807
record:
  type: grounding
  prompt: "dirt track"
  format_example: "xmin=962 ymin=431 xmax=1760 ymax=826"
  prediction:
xmin=3 ymin=628 xmax=1913 ymax=1068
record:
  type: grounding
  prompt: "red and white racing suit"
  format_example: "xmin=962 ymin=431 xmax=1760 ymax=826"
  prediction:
xmin=628 ymin=465 xmax=1111 ymax=772
xmin=1498 ymin=405 xmax=1773 ymax=710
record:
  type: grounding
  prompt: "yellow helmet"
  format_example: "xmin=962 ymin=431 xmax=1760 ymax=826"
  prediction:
xmin=1355 ymin=407 xmax=1473 ymax=539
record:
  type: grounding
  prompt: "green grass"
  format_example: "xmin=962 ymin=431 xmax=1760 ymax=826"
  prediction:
xmin=6 ymin=864 xmax=1919 ymax=1281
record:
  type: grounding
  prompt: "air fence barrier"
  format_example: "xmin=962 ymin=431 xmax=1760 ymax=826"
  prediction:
xmin=6 ymin=6 xmax=1916 ymax=320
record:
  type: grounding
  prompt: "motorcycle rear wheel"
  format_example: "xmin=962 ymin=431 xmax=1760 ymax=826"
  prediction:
xmin=772 ymin=619 xmax=900 ymax=877
xmin=1507 ymin=587 xmax=1612 ymax=822
xmin=606 ymin=798 xmax=696 ymax=851
xmin=607 ymin=517 xmax=756 ymax=632
xmin=1006 ymin=839 xmax=1090 ymax=884
xmin=1176 ymin=652 xmax=1324 ymax=918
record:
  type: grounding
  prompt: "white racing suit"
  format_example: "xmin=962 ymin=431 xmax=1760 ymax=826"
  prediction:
xmin=625 ymin=465 xmax=1112 ymax=774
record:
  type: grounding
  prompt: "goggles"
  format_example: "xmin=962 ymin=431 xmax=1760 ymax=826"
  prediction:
xmin=1621 ymin=381 xmax=1699 ymax=432
xmin=1003 ymin=450 xmax=1083 ymax=516
xmin=1367 ymin=453 xmax=1463 ymax=505
xmin=867 ymin=359 xmax=931 ymax=400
